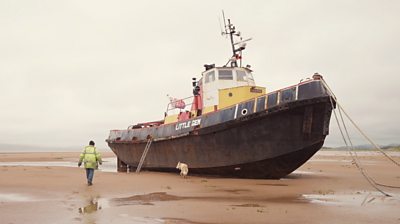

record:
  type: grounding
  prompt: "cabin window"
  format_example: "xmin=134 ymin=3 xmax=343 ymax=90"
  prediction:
xmin=237 ymin=70 xmax=247 ymax=81
xmin=267 ymin=92 xmax=278 ymax=108
xmin=247 ymin=72 xmax=254 ymax=81
xmin=256 ymin=96 xmax=266 ymax=112
xmin=281 ymin=87 xmax=296 ymax=103
xmin=205 ymin=71 xmax=215 ymax=83
xmin=298 ymin=81 xmax=326 ymax=100
xmin=218 ymin=70 xmax=233 ymax=80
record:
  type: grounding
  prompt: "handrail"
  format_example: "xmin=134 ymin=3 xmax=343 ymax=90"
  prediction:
xmin=164 ymin=79 xmax=326 ymax=117
xmin=165 ymin=95 xmax=195 ymax=116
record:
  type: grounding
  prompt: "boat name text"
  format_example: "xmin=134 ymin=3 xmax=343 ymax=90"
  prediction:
xmin=175 ymin=118 xmax=201 ymax=130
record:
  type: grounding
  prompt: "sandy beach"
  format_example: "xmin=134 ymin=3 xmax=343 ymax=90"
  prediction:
xmin=0 ymin=151 xmax=399 ymax=224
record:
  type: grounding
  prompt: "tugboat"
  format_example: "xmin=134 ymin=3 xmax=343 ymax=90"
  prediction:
xmin=106 ymin=17 xmax=334 ymax=179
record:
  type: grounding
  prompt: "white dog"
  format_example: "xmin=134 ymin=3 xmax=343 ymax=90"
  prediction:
xmin=176 ymin=162 xmax=189 ymax=178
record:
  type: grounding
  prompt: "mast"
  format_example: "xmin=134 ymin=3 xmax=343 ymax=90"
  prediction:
xmin=227 ymin=19 xmax=237 ymax=67
xmin=221 ymin=12 xmax=252 ymax=68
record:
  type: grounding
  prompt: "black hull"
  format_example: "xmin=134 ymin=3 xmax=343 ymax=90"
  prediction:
xmin=146 ymin=141 xmax=323 ymax=179
xmin=108 ymin=96 xmax=333 ymax=179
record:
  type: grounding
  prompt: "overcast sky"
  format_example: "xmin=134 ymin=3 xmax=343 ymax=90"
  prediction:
xmin=1 ymin=0 xmax=399 ymax=150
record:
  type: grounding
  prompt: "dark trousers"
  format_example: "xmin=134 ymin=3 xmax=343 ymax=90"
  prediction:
xmin=85 ymin=168 xmax=95 ymax=184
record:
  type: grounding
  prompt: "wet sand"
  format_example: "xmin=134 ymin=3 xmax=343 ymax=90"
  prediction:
xmin=0 ymin=151 xmax=399 ymax=224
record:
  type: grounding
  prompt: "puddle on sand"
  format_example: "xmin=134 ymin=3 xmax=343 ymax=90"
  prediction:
xmin=112 ymin=192 xmax=183 ymax=206
xmin=231 ymin=203 xmax=263 ymax=207
xmin=256 ymin=183 xmax=288 ymax=187
xmin=78 ymin=193 xmax=184 ymax=213
xmin=216 ymin=189 xmax=251 ymax=194
xmin=310 ymin=158 xmax=352 ymax=163
xmin=77 ymin=196 xmax=188 ymax=224
xmin=128 ymin=217 xmax=164 ymax=223
xmin=113 ymin=215 xmax=165 ymax=224
xmin=79 ymin=198 xmax=110 ymax=214
xmin=0 ymin=193 xmax=35 ymax=202
xmin=292 ymin=170 xmax=317 ymax=175
xmin=317 ymin=151 xmax=400 ymax=157
xmin=113 ymin=192 xmax=308 ymax=206
xmin=302 ymin=192 xmax=400 ymax=206
xmin=163 ymin=218 xmax=212 ymax=224
xmin=0 ymin=157 xmax=117 ymax=172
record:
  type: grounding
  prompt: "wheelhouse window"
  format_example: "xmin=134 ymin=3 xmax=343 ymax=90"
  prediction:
xmin=237 ymin=70 xmax=247 ymax=81
xmin=205 ymin=71 xmax=215 ymax=83
xmin=281 ymin=87 xmax=296 ymax=103
xmin=247 ymin=72 xmax=254 ymax=81
xmin=267 ymin=92 xmax=278 ymax=108
xmin=218 ymin=70 xmax=233 ymax=80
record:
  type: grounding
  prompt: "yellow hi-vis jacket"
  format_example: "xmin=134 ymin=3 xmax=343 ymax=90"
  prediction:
xmin=79 ymin=146 xmax=102 ymax=169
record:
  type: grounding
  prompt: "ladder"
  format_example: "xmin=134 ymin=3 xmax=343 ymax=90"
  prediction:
xmin=136 ymin=138 xmax=153 ymax=173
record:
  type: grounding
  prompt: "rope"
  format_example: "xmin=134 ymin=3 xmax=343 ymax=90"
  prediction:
xmin=328 ymin=95 xmax=391 ymax=196
xmin=376 ymin=183 xmax=400 ymax=189
xmin=338 ymin=104 xmax=400 ymax=167
xmin=321 ymin=79 xmax=400 ymax=167
xmin=322 ymin=79 xmax=393 ymax=197
xmin=338 ymin=102 xmax=391 ymax=196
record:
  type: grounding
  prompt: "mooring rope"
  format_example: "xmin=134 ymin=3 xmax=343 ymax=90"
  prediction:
xmin=320 ymin=78 xmax=400 ymax=196
xmin=321 ymin=79 xmax=400 ymax=167
xmin=338 ymin=104 xmax=400 ymax=167
xmin=323 ymin=78 xmax=400 ymax=194
xmin=327 ymin=94 xmax=391 ymax=197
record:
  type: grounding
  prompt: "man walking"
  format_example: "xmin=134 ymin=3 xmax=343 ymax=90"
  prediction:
xmin=78 ymin=141 xmax=102 ymax=186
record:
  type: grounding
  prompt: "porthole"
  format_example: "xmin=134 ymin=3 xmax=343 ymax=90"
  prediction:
xmin=241 ymin=108 xmax=248 ymax=116
xmin=228 ymin=92 xmax=233 ymax=97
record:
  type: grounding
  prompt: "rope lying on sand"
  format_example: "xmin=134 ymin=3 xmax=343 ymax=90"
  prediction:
xmin=321 ymin=79 xmax=400 ymax=197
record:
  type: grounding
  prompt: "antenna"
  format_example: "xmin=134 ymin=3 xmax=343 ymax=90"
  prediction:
xmin=218 ymin=17 xmax=225 ymax=37
xmin=219 ymin=17 xmax=223 ymax=35
xmin=233 ymin=38 xmax=253 ymax=46
xmin=219 ymin=11 xmax=252 ymax=68
xmin=222 ymin=10 xmax=228 ymax=35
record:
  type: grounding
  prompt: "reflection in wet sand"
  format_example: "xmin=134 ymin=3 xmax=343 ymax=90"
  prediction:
xmin=78 ymin=197 xmax=110 ymax=214
xmin=78 ymin=197 xmax=109 ymax=224
xmin=79 ymin=199 xmax=100 ymax=214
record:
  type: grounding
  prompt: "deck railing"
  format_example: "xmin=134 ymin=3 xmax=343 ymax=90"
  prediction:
xmin=164 ymin=95 xmax=194 ymax=116
xmin=108 ymin=79 xmax=329 ymax=142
